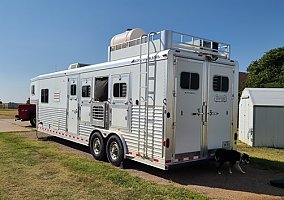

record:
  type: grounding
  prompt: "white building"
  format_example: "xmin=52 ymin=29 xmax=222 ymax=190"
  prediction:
xmin=239 ymin=88 xmax=284 ymax=148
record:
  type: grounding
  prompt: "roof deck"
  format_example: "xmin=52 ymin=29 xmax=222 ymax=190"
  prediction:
xmin=109 ymin=30 xmax=230 ymax=61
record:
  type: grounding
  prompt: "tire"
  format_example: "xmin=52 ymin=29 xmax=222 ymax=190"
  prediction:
xmin=30 ymin=115 xmax=36 ymax=127
xmin=89 ymin=133 xmax=106 ymax=161
xmin=106 ymin=135 xmax=124 ymax=166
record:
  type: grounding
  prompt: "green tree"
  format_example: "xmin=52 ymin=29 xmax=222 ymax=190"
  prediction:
xmin=245 ymin=47 xmax=284 ymax=88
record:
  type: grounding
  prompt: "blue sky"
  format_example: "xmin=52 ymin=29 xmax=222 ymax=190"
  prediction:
xmin=0 ymin=0 xmax=283 ymax=102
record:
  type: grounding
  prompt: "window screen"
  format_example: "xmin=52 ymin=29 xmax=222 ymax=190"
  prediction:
xmin=113 ymin=83 xmax=127 ymax=98
xmin=82 ymin=85 xmax=90 ymax=97
xmin=41 ymin=89 xmax=49 ymax=103
xmin=70 ymin=84 xmax=76 ymax=96
xmin=31 ymin=85 xmax=35 ymax=95
xmin=213 ymin=76 xmax=229 ymax=92
xmin=94 ymin=77 xmax=108 ymax=101
xmin=180 ymin=72 xmax=199 ymax=90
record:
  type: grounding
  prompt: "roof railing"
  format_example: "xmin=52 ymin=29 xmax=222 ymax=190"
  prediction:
xmin=109 ymin=30 xmax=231 ymax=59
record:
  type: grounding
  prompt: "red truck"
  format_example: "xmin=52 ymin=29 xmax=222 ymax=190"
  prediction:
xmin=15 ymin=104 xmax=36 ymax=127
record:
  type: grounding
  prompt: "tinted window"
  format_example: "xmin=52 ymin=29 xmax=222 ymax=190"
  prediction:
xmin=180 ymin=72 xmax=199 ymax=90
xmin=82 ymin=85 xmax=90 ymax=97
xmin=190 ymin=73 xmax=199 ymax=90
xmin=113 ymin=83 xmax=127 ymax=97
xmin=41 ymin=89 xmax=49 ymax=103
xmin=213 ymin=76 xmax=229 ymax=92
xmin=70 ymin=84 xmax=76 ymax=96
xmin=31 ymin=85 xmax=35 ymax=95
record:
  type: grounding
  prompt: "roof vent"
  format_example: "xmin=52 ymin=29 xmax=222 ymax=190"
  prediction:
xmin=68 ymin=63 xmax=89 ymax=70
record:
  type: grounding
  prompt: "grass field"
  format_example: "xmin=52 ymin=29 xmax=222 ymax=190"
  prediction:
xmin=0 ymin=132 xmax=208 ymax=200
xmin=238 ymin=141 xmax=284 ymax=172
xmin=0 ymin=109 xmax=17 ymax=117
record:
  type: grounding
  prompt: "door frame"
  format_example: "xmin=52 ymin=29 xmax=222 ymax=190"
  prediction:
xmin=67 ymin=76 xmax=79 ymax=134
xmin=174 ymin=57 xmax=205 ymax=156
xmin=173 ymin=56 xmax=235 ymax=158
xmin=109 ymin=73 xmax=131 ymax=130
xmin=206 ymin=62 xmax=234 ymax=150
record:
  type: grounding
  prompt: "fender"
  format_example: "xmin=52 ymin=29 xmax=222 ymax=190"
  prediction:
xmin=114 ymin=132 xmax=128 ymax=159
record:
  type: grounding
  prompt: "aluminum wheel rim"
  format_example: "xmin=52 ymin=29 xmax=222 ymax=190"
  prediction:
xmin=110 ymin=142 xmax=119 ymax=161
xmin=93 ymin=138 xmax=101 ymax=155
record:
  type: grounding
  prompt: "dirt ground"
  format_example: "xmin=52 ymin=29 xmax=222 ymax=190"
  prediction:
xmin=1 ymin=115 xmax=283 ymax=200
xmin=0 ymin=118 xmax=34 ymax=132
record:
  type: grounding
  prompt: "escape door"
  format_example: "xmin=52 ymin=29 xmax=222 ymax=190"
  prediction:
xmin=67 ymin=77 xmax=79 ymax=134
xmin=110 ymin=73 xmax=130 ymax=130
xmin=80 ymin=78 xmax=92 ymax=122
xmin=175 ymin=58 xmax=203 ymax=155
xmin=207 ymin=63 xmax=234 ymax=150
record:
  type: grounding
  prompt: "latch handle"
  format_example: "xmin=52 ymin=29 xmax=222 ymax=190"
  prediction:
xmin=208 ymin=110 xmax=219 ymax=116
xmin=192 ymin=108 xmax=204 ymax=116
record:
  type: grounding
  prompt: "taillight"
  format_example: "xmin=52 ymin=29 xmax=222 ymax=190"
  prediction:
xmin=163 ymin=138 xmax=170 ymax=148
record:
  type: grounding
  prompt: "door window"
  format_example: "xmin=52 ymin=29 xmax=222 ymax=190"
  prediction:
xmin=180 ymin=72 xmax=199 ymax=90
xmin=82 ymin=85 xmax=91 ymax=97
xmin=213 ymin=76 xmax=229 ymax=92
xmin=70 ymin=84 xmax=76 ymax=96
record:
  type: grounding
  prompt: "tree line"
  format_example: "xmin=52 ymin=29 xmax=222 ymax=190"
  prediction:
xmin=245 ymin=47 xmax=284 ymax=88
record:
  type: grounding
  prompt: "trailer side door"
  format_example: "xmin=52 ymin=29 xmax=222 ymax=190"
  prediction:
xmin=110 ymin=73 xmax=130 ymax=130
xmin=67 ymin=77 xmax=79 ymax=134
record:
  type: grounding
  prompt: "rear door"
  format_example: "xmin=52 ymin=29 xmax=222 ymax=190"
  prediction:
xmin=207 ymin=63 xmax=234 ymax=150
xmin=175 ymin=58 xmax=203 ymax=155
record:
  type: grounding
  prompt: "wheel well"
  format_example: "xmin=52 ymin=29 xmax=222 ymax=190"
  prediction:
xmin=29 ymin=110 xmax=36 ymax=118
xmin=89 ymin=130 xmax=127 ymax=158
xmin=105 ymin=132 xmax=117 ymax=141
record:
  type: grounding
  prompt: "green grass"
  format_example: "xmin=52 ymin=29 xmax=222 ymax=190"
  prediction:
xmin=0 ymin=132 xmax=209 ymax=200
xmin=0 ymin=109 xmax=17 ymax=117
xmin=238 ymin=141 xmax=284 ymax=172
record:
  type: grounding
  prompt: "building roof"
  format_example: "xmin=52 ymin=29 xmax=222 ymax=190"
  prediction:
xmin=241 ymin=88 xmax=284 ymax=106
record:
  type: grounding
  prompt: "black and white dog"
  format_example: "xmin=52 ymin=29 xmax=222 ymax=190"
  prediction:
xmin=214 ymin=149 xmax=250 ymax=175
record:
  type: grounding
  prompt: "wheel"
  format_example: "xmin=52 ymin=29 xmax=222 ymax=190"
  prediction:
xmin=106 ymin=135 xmax=124 ymax=166
xmin=30 ymin=115 xmax=36 ymax=127
xmin=89 ymin=133 xmax=106 ymax=161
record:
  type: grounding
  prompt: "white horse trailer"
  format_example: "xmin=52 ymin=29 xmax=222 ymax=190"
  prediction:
xmin=31 ymin=29 xmax=239 ymax=170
